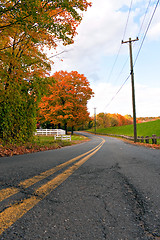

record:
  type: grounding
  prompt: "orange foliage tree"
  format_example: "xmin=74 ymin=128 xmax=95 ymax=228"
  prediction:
xmin=96 ymin=113 xmax=133 ymax=128
xmin=38 ymin=71 xmax=94 ymax=134
xmin=0 ymin=0 xmax=91 ymax=142
xmin=0 ymin=0 xmax=92 ymax=88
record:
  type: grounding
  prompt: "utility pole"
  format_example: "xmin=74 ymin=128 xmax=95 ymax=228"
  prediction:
xmin=94 ymin=107 xmax=96 ymax=134
xmin=122 ymin=37 xmax=139 ymax=143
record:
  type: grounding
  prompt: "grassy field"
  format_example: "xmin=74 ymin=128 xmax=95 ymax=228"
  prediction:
xmin=88 ymin=119 xmax=160 ymax=144
xmin=0 ymin=134 xmax=88 ymax=157
xmin=34 ymin=134 xmax=88 ymax=146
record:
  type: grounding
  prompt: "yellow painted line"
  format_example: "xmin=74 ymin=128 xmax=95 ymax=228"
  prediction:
xmin=0 ymin=196 xmax=40 ymax=235
xmin=35 ymin=140 xmax=105 ymax=197
xmin=0 ymin=139 xmax=105 ymax=235
xmin=0 ymin=188 xmax=19 ymax=202
xmin=0 ymin=140 xmax=104 ymax=202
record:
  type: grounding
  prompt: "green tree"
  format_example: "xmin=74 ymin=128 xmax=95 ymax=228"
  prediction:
xmin=0 ymin=0 xmax=91 ymax=143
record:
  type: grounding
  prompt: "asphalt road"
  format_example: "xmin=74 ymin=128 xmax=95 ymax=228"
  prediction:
xmin=0 ymin=132 xmax=160 ymax=240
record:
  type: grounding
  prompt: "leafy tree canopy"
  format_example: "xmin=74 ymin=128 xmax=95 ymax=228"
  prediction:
xmin=38 ymin=70 xmax=94 ymax=133
xmin=0 ymin=0 xmax=91 ymax=142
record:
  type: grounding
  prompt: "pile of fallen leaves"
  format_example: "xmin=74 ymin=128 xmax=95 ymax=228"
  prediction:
xmin=133 ymin=142 xmax=160 ymax=149
xmin=0 ymin=142 xmax=69 ymax=157
xmin=122 ymin=139 xmax=160 ymax=149
xmin=0 ymin=138 xmax=89 ymax=157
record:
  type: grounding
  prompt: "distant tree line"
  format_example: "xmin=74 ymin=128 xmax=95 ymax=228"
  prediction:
xmin=94 ymin=113 xmax=133 ymax=129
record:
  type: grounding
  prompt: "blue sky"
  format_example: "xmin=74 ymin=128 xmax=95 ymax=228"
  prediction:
xmin=50 ymin=0 xmax=160 ymax=117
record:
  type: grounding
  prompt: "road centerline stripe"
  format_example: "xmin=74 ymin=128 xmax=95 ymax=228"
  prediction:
xmin=0 ymin=138 xmax=105 ymax=235
xmin=0 ymin=140 xmax=104 ymax=202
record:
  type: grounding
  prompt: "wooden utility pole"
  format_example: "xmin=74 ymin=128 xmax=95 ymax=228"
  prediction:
xmin=122 ymin=37 xmax=139 ymax=143
xmin=94 ymin=107 xmax=96 ymax=134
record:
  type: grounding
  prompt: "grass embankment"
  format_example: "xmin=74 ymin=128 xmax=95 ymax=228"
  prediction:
xmin=35 ymin=135 xmax=88 ymax=146
xmin=88 ymin=119 xmax=160 ymax=144
xmin=0 ymin=135 xmax=88 ymax=157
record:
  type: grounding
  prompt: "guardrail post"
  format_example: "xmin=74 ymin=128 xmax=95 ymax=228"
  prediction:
xmin=152 ymin=135 xmax=157 ymax=144
xmin=145 ymin=136 xmax=149 ymax=144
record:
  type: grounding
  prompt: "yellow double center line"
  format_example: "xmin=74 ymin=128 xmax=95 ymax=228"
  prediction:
xmin=0 ymin=138 xmax=105 ymax=235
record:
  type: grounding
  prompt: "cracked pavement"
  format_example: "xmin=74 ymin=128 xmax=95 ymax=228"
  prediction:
xmin=0 ymin=133 xmax=160 ymax=239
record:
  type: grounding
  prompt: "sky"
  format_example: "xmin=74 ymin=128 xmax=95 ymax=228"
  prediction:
xmin=49 ymin=0 xmax=160 ymax=118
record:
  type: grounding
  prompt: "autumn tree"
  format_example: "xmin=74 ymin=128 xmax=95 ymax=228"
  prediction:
xmin=38 ymin=71 xmax=94 ymax=134
xmin=0 ymin=0 xmax=91 ymax=143
xmin=0 ymin=0 xmax=92 ymax=88
xmin=97 ymin=113 xmax=110 ymax=128
xmin=96 ymin=113 xmax=133 ymax=128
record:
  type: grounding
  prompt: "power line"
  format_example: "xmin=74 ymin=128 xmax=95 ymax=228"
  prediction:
xmin=106 ymin=45 xmax=121 ymax=83
xmin=103 ymin=56 xmax=130 ymax=111
xmin=104 ymin=0 xmax=160 ymax=110
xmin=137 ymin=0 xmax=152 ymax=38
xmin=104 ymin=74 xmax=130 ymax=109
xmin=48 ymin=50 xmax=67 ymax=59
xmin=108 ymin=0 xmax=152 ymax=87
xmin=102 ymin=0 xmax=134 ymax=111
xmin=106 ymin=0 xmax=133 ymax=84
xmin=134 ymin=0 xmax=160 ymax=66
xmin=111 ymin=55 xmax=129 ymax=86
xmin=122 ymin=0 xmax=133 ymax=41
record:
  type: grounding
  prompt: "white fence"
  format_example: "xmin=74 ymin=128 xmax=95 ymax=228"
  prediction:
xmin=54 ymin=135 xmax=71 ymax=141
xmin=35 ymin=129 xmax=66 ymax=136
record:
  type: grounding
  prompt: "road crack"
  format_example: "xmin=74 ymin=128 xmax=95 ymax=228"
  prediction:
xmin=116 ymin=170 xmax=160 ymax=239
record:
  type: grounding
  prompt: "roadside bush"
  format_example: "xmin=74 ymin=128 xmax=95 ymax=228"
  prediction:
xmin=0 ymin=82 xmax=36 ymax=144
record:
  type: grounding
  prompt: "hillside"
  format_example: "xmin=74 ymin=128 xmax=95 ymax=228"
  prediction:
xmin=89 ymin=119 xmax=160 ymax=138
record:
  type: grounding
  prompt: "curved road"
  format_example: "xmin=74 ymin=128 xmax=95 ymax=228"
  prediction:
xmin=0 ymin=132 xmax=160 ymax=239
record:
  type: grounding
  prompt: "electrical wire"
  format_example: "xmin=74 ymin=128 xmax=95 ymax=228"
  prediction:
xmin=106 ymin=0 xmax=133 ymax=84
xmin=48 ymin=50 xmax=67 ymax=59
xmin=134 ymin=0 xmax=160 ymax=66
xmin=106 ymin=45 xmax=121 ymax=83
xmin=104 ymin=74 xmax=130 ymax=110
xmin=103 ymin=0 xmax=159 ymax=111
xmin=122 ymin=0 xmax=133 ymax=41
xmin=137 ymin=0 xmax=152 ymax=38
xmin=111 ymin=55 xmax=130 ymax=86
xmin=103 ymin=0 xmax=133 ymax=111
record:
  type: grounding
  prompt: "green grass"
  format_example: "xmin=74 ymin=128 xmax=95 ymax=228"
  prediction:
xmin=88 ymin=120 xmax=160 ymax=144
xmin=34 ymin=135 xmax=55 ymax=145
xmin=0 ymin=134 xmax=88 ymax=157
xmin=34 ymin=134 xmax=87 ymax=146
xmin=71 ymin=135 xmax=88 ymax=141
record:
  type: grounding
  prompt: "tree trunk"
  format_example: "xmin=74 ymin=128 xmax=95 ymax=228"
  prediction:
xmin=64 ymin=122 xmax=68 ymax=135
xmin=71 ymin=126 xmax=74 ymax=135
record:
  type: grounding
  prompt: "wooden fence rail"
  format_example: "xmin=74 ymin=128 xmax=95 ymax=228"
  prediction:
xmin=137 ymin=135 xmax=160 ymax=144
xmin=35 ymin=129 xmax=66 ymax=136
xmin=100 ymin=133 xmax=160 ymax=144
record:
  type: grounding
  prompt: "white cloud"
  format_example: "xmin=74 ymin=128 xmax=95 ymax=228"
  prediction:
xmin=147 ymin=6 xmax=160 ymax=40
xmin=52 ymin=0 xmax=137 ymax=73
xmin=49 ymin=0 xmax=160 ymax=117
xmin=137 ymin=2 xmax=160 ymax=41
xmin=88 ymin=81 xmax=160 ymax=117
